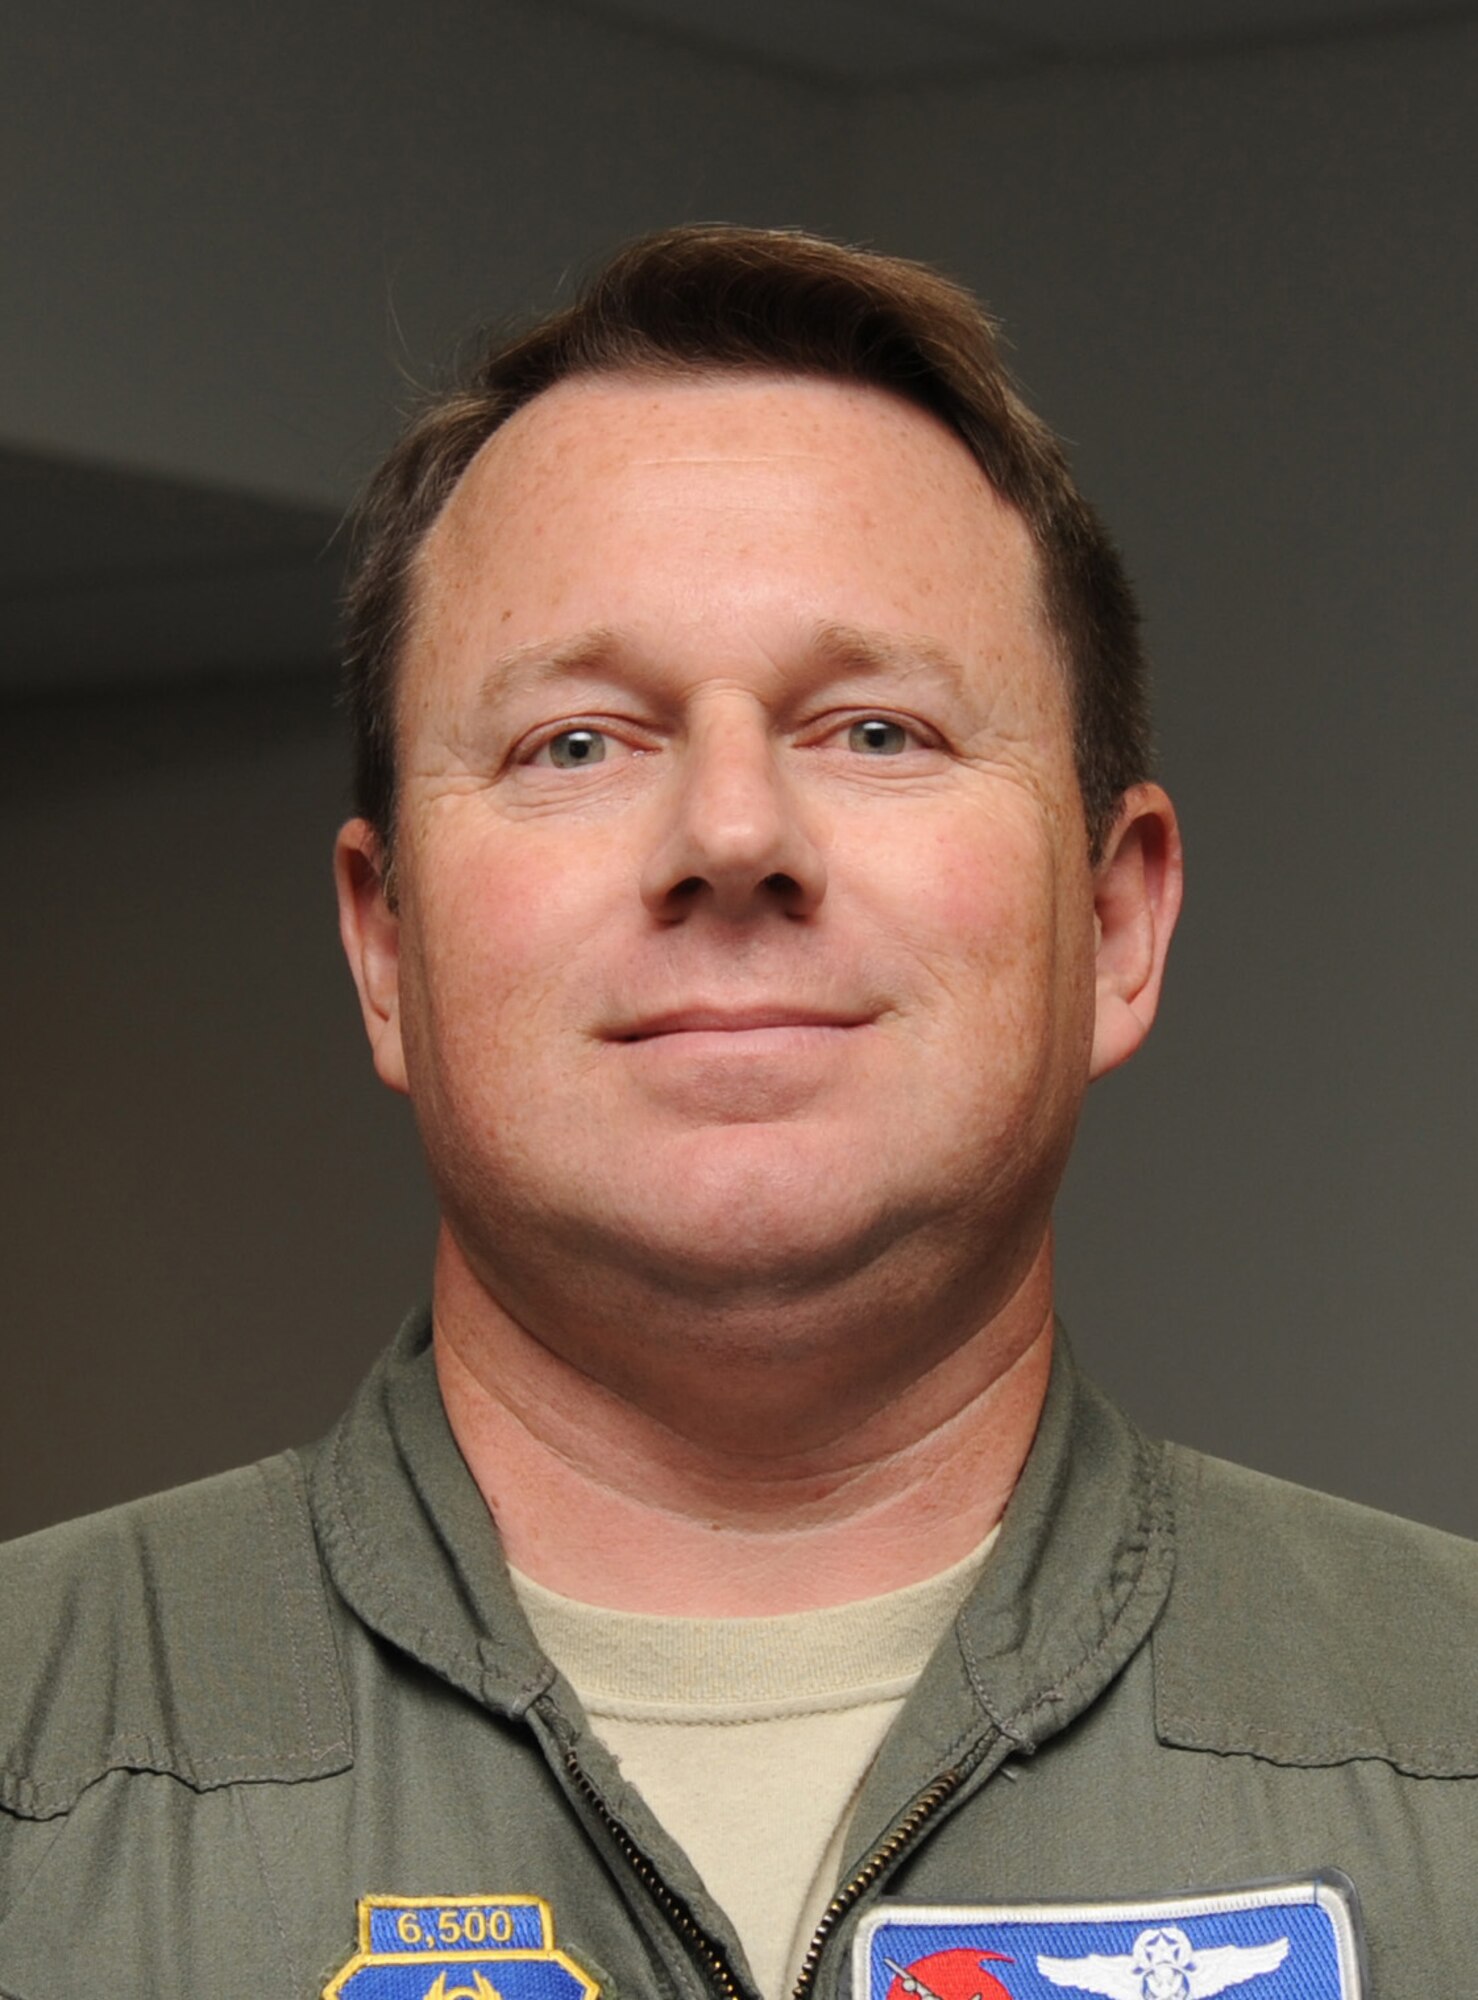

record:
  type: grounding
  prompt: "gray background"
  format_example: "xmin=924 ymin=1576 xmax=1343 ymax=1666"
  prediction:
xmin=2 ymin=0 xmax=1473 ymax=1540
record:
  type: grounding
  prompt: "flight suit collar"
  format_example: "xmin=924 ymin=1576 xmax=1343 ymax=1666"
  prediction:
xmin=308 ymin=1309 xmax=1177 ymax=1769
xmin=843 ymin=1326 xmax=1175 ymax=1865
xmin=309 ymin=1307 xmax=557 ymax=1718
xmin=954 ymin=1327 xmax=1175 ymax=1749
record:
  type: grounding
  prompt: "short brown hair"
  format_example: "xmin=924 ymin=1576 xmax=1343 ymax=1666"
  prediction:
xmin=342 ymin=224 xmax=1151 ymax=860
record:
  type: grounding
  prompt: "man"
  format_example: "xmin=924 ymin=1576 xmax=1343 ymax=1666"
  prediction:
xmin=1 ymin=227 xmax=1474 ymax=1999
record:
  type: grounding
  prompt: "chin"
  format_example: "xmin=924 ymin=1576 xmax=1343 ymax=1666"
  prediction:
xmin=595 ymin=1151 xmax=913 ymax=1300
xmin=629 ymin=1221 xmax=877 ymax=1300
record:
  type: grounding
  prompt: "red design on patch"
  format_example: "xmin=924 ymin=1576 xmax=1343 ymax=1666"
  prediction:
xmin=885 ymin=1946 xmax=1016 ymax=2000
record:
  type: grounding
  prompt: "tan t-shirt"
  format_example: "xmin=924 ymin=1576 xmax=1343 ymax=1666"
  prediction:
xmin=511 ymin=1536 xmax=995 ymax=2000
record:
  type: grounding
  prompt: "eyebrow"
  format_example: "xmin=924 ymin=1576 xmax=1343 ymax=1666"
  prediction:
xmin=803 ymin=621 xmax=970 ymax=691
xmin=472 ymin=627 xmax=626 ymax=712
xmin=471 ymin=619 xmax=971 ymax=711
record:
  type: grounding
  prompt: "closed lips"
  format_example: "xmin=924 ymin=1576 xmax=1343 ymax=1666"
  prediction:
xmin=613 ymin=1007 xmax=872 ymax=1039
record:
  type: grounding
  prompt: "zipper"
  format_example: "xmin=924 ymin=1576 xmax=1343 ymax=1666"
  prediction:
xmin=788 ymin=1769 xmax=964 ymax=2000
xmin=565 ymin=1750 xmax=747 ymax=2000
xmin=567 ymin=1750 xmax=966 ymax=2000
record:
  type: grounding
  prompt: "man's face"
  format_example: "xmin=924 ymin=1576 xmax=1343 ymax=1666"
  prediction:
xmin=350 ymin=373 xmax=1118 ymax=1313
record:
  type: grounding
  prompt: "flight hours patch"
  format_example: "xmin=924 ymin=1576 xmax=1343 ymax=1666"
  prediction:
xmin=853 ymin=1875 xmax=1364 ymax=2000
xmin=322 ymin=1895 xmax=601 ymax=2000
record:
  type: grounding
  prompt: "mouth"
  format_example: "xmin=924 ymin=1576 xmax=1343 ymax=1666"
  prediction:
xmin=611 ymin=1004 xmax=874 ymax=1043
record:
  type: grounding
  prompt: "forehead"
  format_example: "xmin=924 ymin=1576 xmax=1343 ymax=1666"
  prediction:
xmin=408 ymin=370 xmax=1061 ymax=724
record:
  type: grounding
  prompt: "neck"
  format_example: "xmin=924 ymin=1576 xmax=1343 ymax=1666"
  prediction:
xmin=433 ymin=1227 xmax=1055 ymax=1615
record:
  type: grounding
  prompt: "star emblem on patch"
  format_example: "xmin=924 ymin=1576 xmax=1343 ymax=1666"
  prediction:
xmin=1037 ymin=1922 xmax=1288 ymax=1996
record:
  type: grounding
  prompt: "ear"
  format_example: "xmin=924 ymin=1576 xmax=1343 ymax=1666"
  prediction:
xmin=334 ymin=818 xmax=409 ymax=1095
xmin=1089 ymin=783 xmax=1184 ymax=1082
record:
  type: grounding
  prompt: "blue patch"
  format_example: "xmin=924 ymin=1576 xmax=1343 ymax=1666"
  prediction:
xmin=853 ymin=1876 xmax=1363 ymax=2000
xmin=322 ymin=1896 xmax=600 ymax=2000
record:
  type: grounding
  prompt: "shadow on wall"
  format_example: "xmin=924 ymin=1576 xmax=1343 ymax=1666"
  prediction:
xmin=3 ymin=663 xmax=437 ymax=1542
xmin=0 ymin=445 xmax=345 ymax=697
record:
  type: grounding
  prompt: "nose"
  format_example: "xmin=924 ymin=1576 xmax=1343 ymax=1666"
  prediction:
xmin=639 ymin=706 xmax=827 ymax=923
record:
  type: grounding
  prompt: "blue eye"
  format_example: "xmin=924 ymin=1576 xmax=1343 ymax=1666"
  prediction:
xmin=545 ymin=728 xmax=608 ymax=768
xmin=847 ymin=718 xmax=909 ymax=755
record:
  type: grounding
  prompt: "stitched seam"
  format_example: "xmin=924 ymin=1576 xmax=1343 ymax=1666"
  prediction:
xmin=1185 ymin=1747 xmax=1217 ymax=1881
xmin=256 ymin=1461 xmax=316 ymax=1759
xmin=961 ymin=1429 xmax=1169 ymax=1744
xmin=0 ymin=1737 xmax=347 ymax=1815
xmin=1154 ymin=1723 xmax=1478 ymax=1775
xmin=325 ymin=1415 xmax=496 ymax=1701
xmin=1031 ymin=1433 xmax=1166 ymax=1722
xmin=283 ymin=1454 xmax=353 ymax=1752
xmin=955 ymin=1626 xmax=1034 ymax=1751
xmin=273 ymin=1455 xmax=353 ymax=1756
xmin=1 ymin=1736 xmax=302 ymax=1782
xmin=936 ymin=1716 xmax=998 ymax=1769
xmin=236 ymin=1785 xmax=302 ymax=1986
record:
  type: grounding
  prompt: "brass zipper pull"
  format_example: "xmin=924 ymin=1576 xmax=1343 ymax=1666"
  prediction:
xmin=564 ymin=1745 xmax=969 ymax=2000
xmin=789 ymin=1771 xmax=965 ymax=2000
xmin=565 ymin=1749 xmax=749 ymax=2000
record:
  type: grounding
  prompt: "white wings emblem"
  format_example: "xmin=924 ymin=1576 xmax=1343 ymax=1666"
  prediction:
xmin=1037 ymin=1924 xmax=1290 ymax=2000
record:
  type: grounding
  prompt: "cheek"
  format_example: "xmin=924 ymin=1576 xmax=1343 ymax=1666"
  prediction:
xmin=406 ymin=830 xmax=616 ymax=1069
xmin=855 ymin=806 xmax=1095 ymax=1097
xmin=872 ymin=814 xmax=1059 ymax=987
xmin=928 ymin=829 xmax=1026 ymax=944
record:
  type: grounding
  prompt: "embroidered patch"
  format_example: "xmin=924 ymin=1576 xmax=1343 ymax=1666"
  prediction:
xmin=322 ymin=1895 xmax=601 ymax=2000
xmin=853 ymin=1876 xmax=1363 ymax=2000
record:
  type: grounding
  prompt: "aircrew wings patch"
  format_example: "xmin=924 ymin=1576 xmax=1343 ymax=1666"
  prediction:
xmin=853 ymin=1876 xmax=1364 ymax=2000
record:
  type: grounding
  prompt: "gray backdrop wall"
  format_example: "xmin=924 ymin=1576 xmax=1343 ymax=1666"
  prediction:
xmin=853 ymin=25 xmax=1478 ymax=1527
xmin=3 ymin=6 xmax=1473 ymax=1539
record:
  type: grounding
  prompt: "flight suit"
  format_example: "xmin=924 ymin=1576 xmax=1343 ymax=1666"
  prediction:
xmin=3 ymin=1310 xmax=1476 ymax=1997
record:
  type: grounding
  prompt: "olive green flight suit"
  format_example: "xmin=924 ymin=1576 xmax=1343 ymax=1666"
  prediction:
xmin=3 ymin=1312 xmax=1477 ymax=1997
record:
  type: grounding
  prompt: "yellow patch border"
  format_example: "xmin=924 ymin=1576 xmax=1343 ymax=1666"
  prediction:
xmin=322 ymin=1894 xmax=600 ymax=2000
